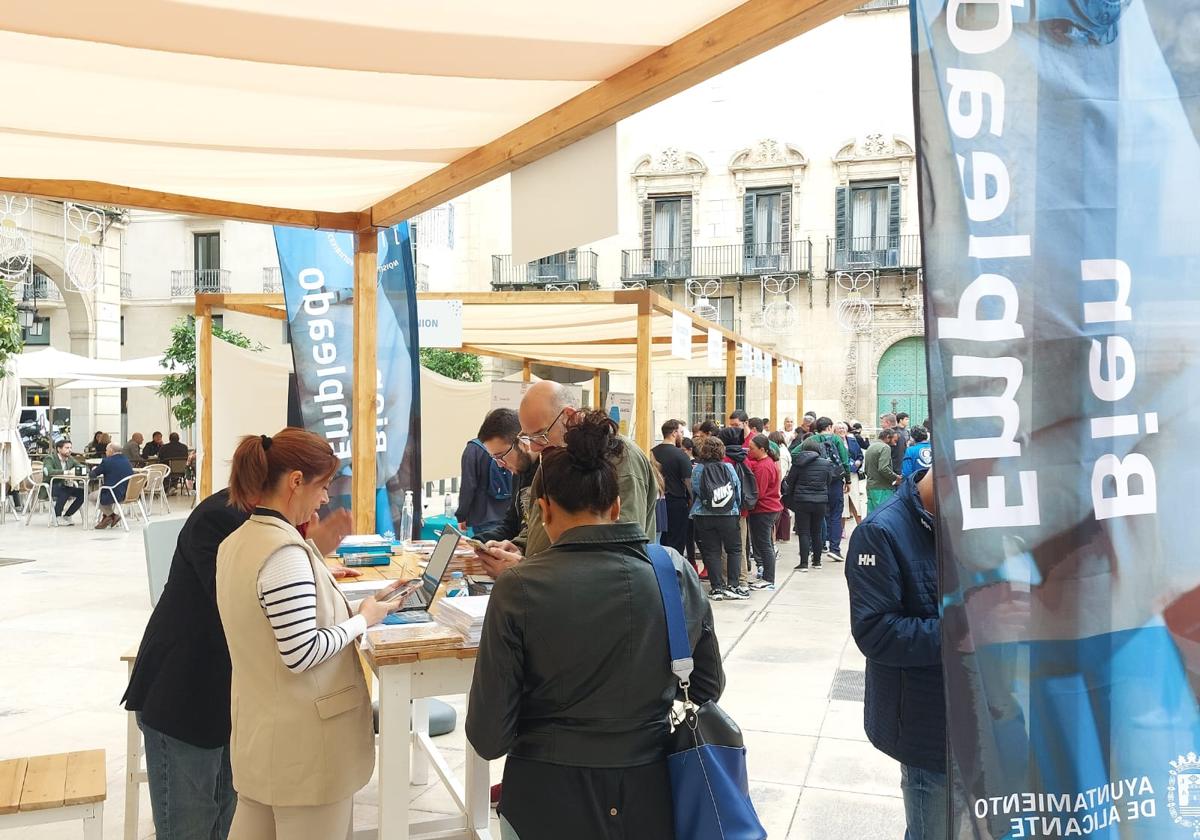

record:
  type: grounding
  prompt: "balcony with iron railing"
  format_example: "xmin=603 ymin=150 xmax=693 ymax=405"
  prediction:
xmin=120 ymin=272 xmax=133 ymax=299
xmin=491 ymin=250 xmax=599 ymax=290
xmin=619 ymin=240 xmax=812 ymax=284
xmin=416 ymin=262 xmax=430 ymax=292
xmin=171 ymin=269 xmax=231 ymax=297
xmin=262 ymin=266 xmax=282 ymax=293
xmin=18 ymin=273 xmax=64 ymax=303
xmin=825 ymin=234 xmax=921 ymax=273
xmin=849 ymin=0 xmax=908 ymax=11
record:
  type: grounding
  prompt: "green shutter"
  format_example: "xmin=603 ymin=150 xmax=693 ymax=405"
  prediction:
xmin=641 ymin=200 xmax=653 ymax=254
xmin=681 ymin=195 xmax=693 ymax=252
xmin=834 ymin=186 xmax=849 ymax=248
xmin=743 ymin=193 xmax=755 ymax=252
xmin=780 ymin=191 xmax=792 ymax=256
xmin=888 ymin=183 xmax=901 ymax=245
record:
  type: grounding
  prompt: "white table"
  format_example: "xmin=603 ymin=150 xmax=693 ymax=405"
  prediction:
xmin=26 ymin=473 xmax=98 ymax=529
xmin=359 ymin=649 xmax=493 ymax=840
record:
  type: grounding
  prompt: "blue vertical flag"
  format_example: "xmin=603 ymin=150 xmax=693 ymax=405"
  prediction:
xmin=274 ymin=226 xmax=421 ymax=536
xmin=915 ymin=0 xmax=1200 ymax=835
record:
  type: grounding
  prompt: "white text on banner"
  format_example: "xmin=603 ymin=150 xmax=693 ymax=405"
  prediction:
xmin=707 ymin=328 xmax=723 ymax=370
xmin=417 ymin=299 xmax=463 ymax=348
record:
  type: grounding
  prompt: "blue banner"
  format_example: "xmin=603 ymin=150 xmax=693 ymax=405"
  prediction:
xmin=915 ymin=0 xmax=1200 ymax=835
xmin=274 ymin=226 xmax=421 ymax=536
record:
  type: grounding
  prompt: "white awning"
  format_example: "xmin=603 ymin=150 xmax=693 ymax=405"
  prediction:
xmin=0 ymin=1 xmax=762 ymax=215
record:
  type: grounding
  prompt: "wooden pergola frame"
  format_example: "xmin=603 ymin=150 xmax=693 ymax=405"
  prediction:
xmin=9 ymin=0 xmax=850 ymax=529
xmin=194 ymin=290 xmax=804 ymax=517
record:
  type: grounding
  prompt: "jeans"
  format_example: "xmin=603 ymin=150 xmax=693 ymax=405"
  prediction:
xmin=661 ymin=496 xmax=690 ymax=555
xmin=791 ymin=503 xmax=826 ymax=567
xmin=826 ymin=482 xmax=845 ymax=553
xmin=694 ymin=515 xmax=742 ymax=591
xmin=900 ymin=764 xmax=948 ymax=840
xmin=747 ymin=512 xmax=779 ymax=583
xmin=53 ymin=483 xmax=84 ymax=517
xmin=138 ymin=714 xmax=236 ymax=840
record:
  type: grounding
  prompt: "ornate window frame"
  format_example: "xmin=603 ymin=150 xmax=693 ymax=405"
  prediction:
xmin=729 ymin=139 xmax=807 ymax=236
xmin=632 ymin=148 xmax=707 ymax=202
xmin=833 ymin=134 xmax=915 ymax=221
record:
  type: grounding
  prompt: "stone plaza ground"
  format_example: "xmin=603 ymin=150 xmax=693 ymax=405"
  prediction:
xmin=0 ymin=505 xmax=905 ymax=839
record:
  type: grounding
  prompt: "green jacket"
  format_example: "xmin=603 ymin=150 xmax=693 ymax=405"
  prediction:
xmin=864 ymin=441 xmax=899 ymax=491
xmin=42 ymin=451 xmax=83 ymax=478
xmin=517 ymin=434 xmax=658 ymax=558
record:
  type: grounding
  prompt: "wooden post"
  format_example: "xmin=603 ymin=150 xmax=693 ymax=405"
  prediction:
xmin=592 ymin=370 xmax=602 ymax=410
xmin=770 ymin=356 xmax=779 ymax=429
xmin=796 ymin=383 xmax=804 ymax=419
xmin=635 ymin=300 xmax=652 ymax=452
xmin=352 ymin=229 xmax=379 ymax=535
xmin=198 ymin=305 xmax=213 ymax=500
xmin=725 ymin=338 xmax=737 ymax=419
xmin=521 ymin=359 xmax=532 ymax=383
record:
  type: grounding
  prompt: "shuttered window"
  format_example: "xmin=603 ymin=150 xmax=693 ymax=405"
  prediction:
xmin=640 ymin=194 xmax=693 ymax=279
xmin=834 ymin=180 xmax=900 ymax=268
xmin=743 ymin=188 xmax=791 ymax=271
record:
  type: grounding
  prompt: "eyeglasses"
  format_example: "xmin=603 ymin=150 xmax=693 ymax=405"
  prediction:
xmin=487 ymin=439 xmax=517 ymax=464
xmin=518 ymin=408 xmax=566 ymax=447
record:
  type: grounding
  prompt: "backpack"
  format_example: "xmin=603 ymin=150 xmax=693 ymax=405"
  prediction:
xmin=816 ymin=436 xmax=846 ymax=484
xmin=471 ymin=439 xmax=513 ymax=501
xmin=698 ymin=462 xmax=736 ymax=512
xmin=734 ymin=460 xmax=759 ymax=510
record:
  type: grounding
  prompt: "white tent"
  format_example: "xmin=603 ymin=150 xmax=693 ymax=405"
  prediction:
xmin=0 ymin=370 xmax=32 ymax=490
xmin=57 ymin=377 xmax=158 ymax=391
xmin=14 ymin=347 xmax=109 ymax=381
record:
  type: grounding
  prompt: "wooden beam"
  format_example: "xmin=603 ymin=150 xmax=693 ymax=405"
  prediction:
xmin=635 ymin=300 xmax=652 ymax=452
xmin=0 ymin=179 xmax=369 ymax=231
xmin=796 ymin=384 xmax=804 ymax=420
xmin=521 ymin=359 xmax=532 ymax=383
xmin=371 ymin=0 xmax=861 ymax=227
xmin=725 ymin=338 xmax=737 ymax=420
xmin=418 ymin=290 xmax=621 ymax=306
xmin=352 ymin=229 xmax=379 ymax=535
xmin=198 ymin=305 xmax=214 ymax=500
xmin=220 ymin=302 xmax=288 ymax=321
xmin=592 ymin=370 xmax=602 ymax=410
xmin=460 ymin=344 xmax=605 ymax=374
xmin=197 ymin=293 xmax=285 ymax=307
xmin=770 ymin=355 xmax=779 ymax=429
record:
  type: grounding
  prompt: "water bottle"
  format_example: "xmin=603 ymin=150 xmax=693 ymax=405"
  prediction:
xmin=400 ymin=490 xmax=414 ymax=545
xmin=447 ymin=571 xmax=467 ymax=598
xmin=443 ymin=493 xmax=454 ymax=517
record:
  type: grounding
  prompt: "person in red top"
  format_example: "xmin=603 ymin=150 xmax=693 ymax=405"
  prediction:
xmin=746 ymin=434 xmax=783 ymax=590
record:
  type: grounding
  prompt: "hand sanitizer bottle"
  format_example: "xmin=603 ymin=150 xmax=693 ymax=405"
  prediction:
xmin=400 ymin=490 xmax=414 ymax=546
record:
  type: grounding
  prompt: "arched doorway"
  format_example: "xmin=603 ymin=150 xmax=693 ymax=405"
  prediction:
xmin=876 ymin=336 xmax=928 ymax=421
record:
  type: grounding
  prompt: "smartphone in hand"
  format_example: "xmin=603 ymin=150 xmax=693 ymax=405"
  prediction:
xmin=375 ymin=579 xmax=421 ymax=603
xmin=448 ymin=523 xmax=492 ymax=554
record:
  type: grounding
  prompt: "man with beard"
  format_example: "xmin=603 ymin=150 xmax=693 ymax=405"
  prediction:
xmin=474 ymin=430 xmax=540 ymax=549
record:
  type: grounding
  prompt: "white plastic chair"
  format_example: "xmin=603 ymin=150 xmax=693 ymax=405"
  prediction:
xmin=20 ymin=462 xmax=53 ymax=526
xmin=142 ymin=464 xmax=171 ymax=516
xmin=98 ymin=473 xmax=150 ymax=532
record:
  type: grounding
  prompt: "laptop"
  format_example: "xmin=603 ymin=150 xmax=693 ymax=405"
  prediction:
xmin=396 ymin=526 xmax=461 ymax=612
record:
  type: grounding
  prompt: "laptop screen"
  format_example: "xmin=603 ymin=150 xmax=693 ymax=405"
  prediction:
xmin=420 ymin=526 xmax=460 ymax=598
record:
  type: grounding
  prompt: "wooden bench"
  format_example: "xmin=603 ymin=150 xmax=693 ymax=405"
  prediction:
xmin=0 ymin=749 xmax=106 ymax=838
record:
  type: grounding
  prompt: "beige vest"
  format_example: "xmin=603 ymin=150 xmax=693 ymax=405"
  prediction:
xmin=216 ymin=514 xmax=374 ymax=806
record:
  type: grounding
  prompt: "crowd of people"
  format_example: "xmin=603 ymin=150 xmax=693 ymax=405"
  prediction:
xmin=112 ymin=379 xmax=941 ymax=840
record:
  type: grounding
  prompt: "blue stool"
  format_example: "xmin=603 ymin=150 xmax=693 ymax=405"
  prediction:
xmin=372 ymin=697 xmax=457 ymax=736
xmin=421 ymin=514 xmax=458 ymax=541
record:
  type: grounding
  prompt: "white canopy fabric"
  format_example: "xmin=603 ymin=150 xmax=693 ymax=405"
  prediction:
xmin=0 ymin=1 xmax=749 ymax=213
xmin=0 ymin=371 xmax=32 ymax=485
xmin=14 ymin=347 xmax=109 ymax=380
xmin=57 ymin=377 xmax=158 ymax=391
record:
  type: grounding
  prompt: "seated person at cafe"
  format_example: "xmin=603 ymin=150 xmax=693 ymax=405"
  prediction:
xmin=90 ymin=442 xmax=134 ymax=529
xmin=43 ymin=438 xmax=86 ymax=525
xmin=142 ymin=431 xmax=163 ymax=459
xmin=84 ymin=431 xmax=110 ymax=459
xmin=123 ymin=432 xmax=145 ymax=462
xmin=466 ymin=411 xmax=724 ymax=840
xmin=158 ymin=431 xmax=189 ymax=463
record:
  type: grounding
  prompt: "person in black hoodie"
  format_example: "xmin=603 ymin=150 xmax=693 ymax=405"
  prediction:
xmin=717 ymin=425 xmax=754 ymax=595
xmin=782 ymin=437 xmax=839 ymax=571
xmin=475 ymin=434 xmax=540 ymax=548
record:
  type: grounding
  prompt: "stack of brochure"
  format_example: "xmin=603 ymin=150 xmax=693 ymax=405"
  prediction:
xmin=429 ymin=595 xmax=489 ymax=647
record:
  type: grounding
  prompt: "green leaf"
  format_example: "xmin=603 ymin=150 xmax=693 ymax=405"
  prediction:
xmin=0 ymin=283 xmax=25 ymax=377
xmin=419 ymin=348 xmax=481 ymax=383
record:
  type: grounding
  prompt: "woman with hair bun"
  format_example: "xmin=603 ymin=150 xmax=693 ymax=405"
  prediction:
xmin=216 ymin=428 xmax=404 ymax=840
xmin=466 ymin=411 xmax=725 ymax=840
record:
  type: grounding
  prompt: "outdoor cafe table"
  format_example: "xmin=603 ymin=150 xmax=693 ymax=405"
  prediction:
xmin=26 ymin=472 xmax=99 ymax=529
xmin=121 ymin=548 xmax=492 ymax=840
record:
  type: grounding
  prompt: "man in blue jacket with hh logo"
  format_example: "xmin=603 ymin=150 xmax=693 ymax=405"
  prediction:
xmin=846 ymin=467 xmax=944 ymax=840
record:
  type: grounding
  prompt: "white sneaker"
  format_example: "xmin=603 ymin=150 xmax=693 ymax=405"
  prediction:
xmin=57 ymin=516 xmax=75 ymax=526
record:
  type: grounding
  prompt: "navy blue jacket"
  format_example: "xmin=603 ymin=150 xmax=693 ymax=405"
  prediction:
xmin=845 ymin=470 xmax=943 ymax=772
xmin=91 ymin=453 xmax=135 ymax=502
xmin=455 ymin=439 xmax=510 ymax=529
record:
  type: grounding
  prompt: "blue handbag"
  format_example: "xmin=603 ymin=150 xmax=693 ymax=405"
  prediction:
xmin=646 ymin=545 xmax=767 ymax=840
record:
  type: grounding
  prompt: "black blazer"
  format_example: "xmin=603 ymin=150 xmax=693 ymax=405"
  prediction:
xmin=122 ymin=489 xmax=248 ymax=748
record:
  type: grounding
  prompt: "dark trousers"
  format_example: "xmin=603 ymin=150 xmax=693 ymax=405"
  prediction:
xmin=694 ymin=515 xmax=742 ymax=591
xmin=792 ymin=502 xmax=826 ymax=567
xmin=826 ymin=482 xmax=845 ymax=552
xmin=137 ymin=714 xmax=236 ymax=840
xmin=748 ymin=512 xmax=780 ymax=583
xmin=661 ymin=496 xmax=690 ymax=555
xmin=53 ymin=483 xmax=84 ymax=517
